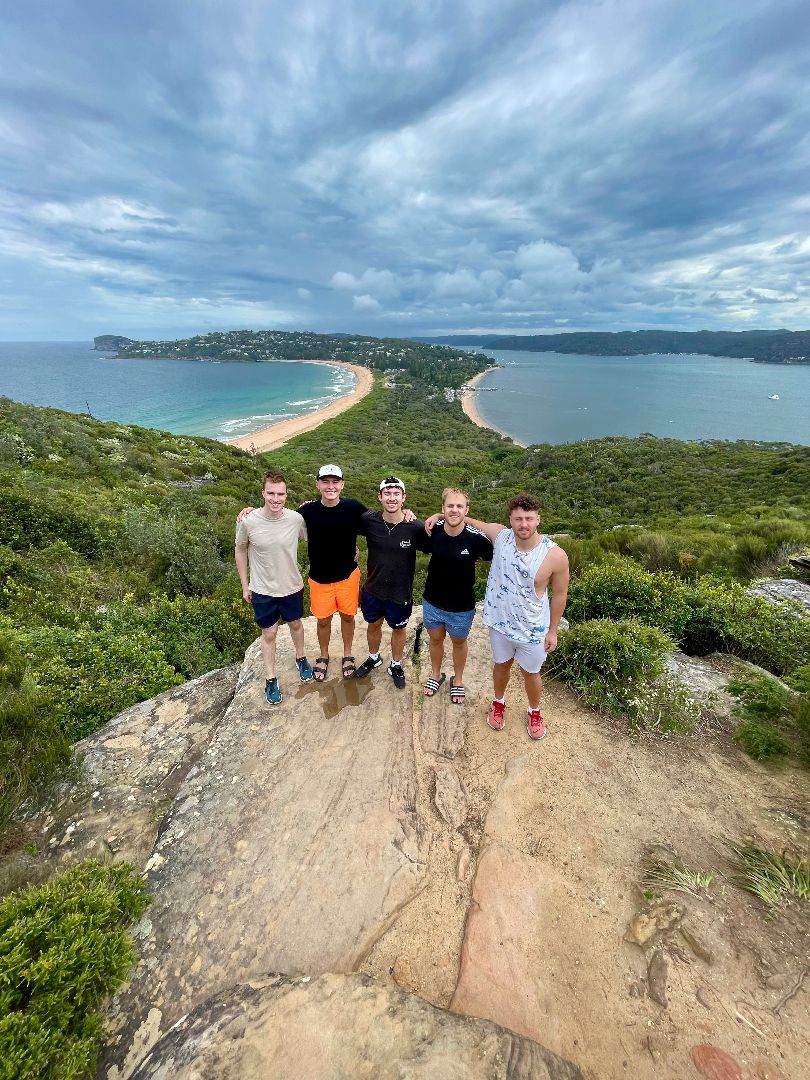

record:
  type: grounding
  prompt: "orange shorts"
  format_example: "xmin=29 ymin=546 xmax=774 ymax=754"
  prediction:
xmin=309 ymin=567 xmax=361 ymax=618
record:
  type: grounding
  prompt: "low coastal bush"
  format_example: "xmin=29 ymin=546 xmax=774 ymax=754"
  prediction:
xmin=0 ymin=634 xmax=70 ymax=832
xmin=728 ymin=673 xmax=810 ymax=765
xmin=565 ymin=559 xmax=693 ymax=638
xmin=546 ymin=617 xmax=673 ymax=717
xmin=0 ymin=861 xmax=149 ymax=1080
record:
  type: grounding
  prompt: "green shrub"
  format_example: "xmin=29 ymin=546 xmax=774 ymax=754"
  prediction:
xmin=0 ymin=634 xmax=70 ymax=831
xmin=0 ymin=490 xmax=102 ymax=558
xmin=566 ymin=559 xmax=692 ymax=638
xmin=734 ymin=717 xmax=791 ymax=760
xmin=727 ymin=674 xmax=807 ymax=763
xmin=683 ymin=579 xmax=810 ymax=675
xmin=785 ymin=665 xmax=810 ymax=694
xmin=546 ymin=618 xmax=674 ymax=718
xmin=0 ymin=861 xmax=149 ymax=1080
xmin=120 ymin=506 xmax=225 ymax=596
xmin=17 ymin=623 xmax=181 ymax=742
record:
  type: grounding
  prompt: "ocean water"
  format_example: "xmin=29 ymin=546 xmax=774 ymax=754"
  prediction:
xmin=469 ymin=349 xmax=809 ymax=446
xmin=0 ymin=342 xmax=355 ymax=440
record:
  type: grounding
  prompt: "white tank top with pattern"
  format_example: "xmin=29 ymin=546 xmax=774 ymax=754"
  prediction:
xmin=482 ymin=529 xmax=557 ymax=645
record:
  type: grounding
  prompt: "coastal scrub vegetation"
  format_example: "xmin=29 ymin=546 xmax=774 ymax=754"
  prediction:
xmin=0 ymin=861 xmax=149 ymax=1080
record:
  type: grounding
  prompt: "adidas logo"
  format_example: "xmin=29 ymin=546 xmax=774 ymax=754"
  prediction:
xmin=460 ymin=548 xmax=470 ymax=555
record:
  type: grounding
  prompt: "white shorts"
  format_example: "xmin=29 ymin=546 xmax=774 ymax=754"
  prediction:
xmin=488 ymin=627 xmax=547 ymax=674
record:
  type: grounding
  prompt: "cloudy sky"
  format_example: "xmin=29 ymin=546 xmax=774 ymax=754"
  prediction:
xmin=2 ymin=0 xmax=810 ymax=341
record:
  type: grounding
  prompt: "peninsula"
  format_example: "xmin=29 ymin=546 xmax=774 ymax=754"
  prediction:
xmin=425 ymin=328 xmax=810 ymax=363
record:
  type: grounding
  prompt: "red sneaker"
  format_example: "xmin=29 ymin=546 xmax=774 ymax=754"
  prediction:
xmin=487 ymin=700 xmax=506 ymax=731
xmin=527 ymin=709 xmax=546 ymax=740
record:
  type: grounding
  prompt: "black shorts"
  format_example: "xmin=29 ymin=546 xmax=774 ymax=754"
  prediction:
xmin=360 ymin=586 xmax=412 ymax=629
xmin=250 ymin=589 xmax=304 ymax=628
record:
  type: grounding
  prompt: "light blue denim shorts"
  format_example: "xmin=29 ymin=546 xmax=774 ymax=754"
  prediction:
xmin=421 ymin=598 xmax=476 ymax=640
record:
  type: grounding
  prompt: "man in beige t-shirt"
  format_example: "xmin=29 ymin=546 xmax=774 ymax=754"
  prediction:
xmin=235 ymin=470 xmax=313 ymax=705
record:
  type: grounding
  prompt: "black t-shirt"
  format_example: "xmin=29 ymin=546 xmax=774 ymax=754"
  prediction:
xmin=423 ymin=524 xmax=494 ymax=612
xmin=360 ymin=512 xmax=431 ymax=606
xmin=298 ymin=498 xmax=367 ymax=584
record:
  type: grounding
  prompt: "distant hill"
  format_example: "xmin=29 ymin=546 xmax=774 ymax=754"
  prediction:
xmin=94 ymin=334 xmax=133 ymax=350
xmin=420 ymin=329 xmax=810 ymax=363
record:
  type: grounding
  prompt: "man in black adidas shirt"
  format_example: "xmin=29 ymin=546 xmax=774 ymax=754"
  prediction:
xmin=421 ymin=488 xmax=493 ymax=703
xmin=354 ymin=476 xmax=430 ymax=689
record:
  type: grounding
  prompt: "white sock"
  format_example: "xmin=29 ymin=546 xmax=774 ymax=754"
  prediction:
xmin=370 ymin=651 xmax=380 ymax=661
xmin=494 ymin=696 xmax=505 ymax=705
xmin=390 ymin=659 xmax=403 ymax=669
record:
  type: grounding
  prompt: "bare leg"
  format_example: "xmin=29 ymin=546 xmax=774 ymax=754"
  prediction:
xmin=260 ymin=623 xmax=279 ymax=678
xmin=521 ymin=669 xmax=543 ymax=711
xmin=366 ymin=618 xmax=384 ymax=655
xmin=316 ymin=616 xmax=332 ymax=658
xmin=492 ymin=658 xmax=513 ymax=700
xmin=427 ymin=626 xmax=446 ymax=680
xmin=340 ymin=613 xmax=356 ymax=655
xmin=390 ymin=626 xmax=407 ymax=663
xmin=450 ymin=635 xmax=468 ymax=685
xmin=288 ymin=619 xmax=305 ymax=659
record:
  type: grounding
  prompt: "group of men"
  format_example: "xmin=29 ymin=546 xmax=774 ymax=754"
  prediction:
xmin=234 ymin=465 xmax=569 ymax=740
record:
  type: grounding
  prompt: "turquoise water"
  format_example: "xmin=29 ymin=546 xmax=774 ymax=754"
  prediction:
xmin=0 ymin=342 xmax=355 ymax=440
xmin=470 ymin=349 xmax=809 ymax=446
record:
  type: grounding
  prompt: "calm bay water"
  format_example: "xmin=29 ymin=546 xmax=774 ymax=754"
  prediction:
xmin=0 ymin=342 xmax=355 ymax=440
xmin=470 ymin=349 xmax=809 ymax=446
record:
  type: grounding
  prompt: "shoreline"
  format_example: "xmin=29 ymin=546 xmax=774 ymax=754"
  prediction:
xmin=460 ymin=366 xmax=528 ymax=448
xmin=225 ymin=360 xmax=374 ymax=454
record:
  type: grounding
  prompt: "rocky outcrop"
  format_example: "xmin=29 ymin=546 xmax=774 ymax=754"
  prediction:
xmin=127 ymin=972 xmax=583 ymax=1080
xmin=102 ymin=629 xmax=432 ymax=1077
xmin=1 ymin=666 xmax=238 ymax=896
xmin=747 ymin=577 xmax=810 ymax=615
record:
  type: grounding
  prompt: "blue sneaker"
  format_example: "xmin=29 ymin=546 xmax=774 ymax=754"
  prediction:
xmin=265 ymin=677 xmax=282 ymax=705
xmin=295 ymin=656 xmax=314 ymax=682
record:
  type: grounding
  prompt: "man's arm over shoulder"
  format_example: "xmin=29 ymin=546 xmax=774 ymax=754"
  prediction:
xmin=463 ymin=517 xmax=505 ymax=545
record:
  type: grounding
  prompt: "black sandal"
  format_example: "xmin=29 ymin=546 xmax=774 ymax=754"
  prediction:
xmin=450 ymin=682 xmax=466 ymax=704
xmin=342 ymin=655 xmax=356 ymax=679
xmin=423 ymin=673 xmax=446 ymax=697
xmin=313 ymin=657 xmax=329 ymax=682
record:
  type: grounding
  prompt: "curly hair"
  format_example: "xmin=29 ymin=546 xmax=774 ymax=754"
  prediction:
xmin=506 ymin=492 xmax=540 ymax=515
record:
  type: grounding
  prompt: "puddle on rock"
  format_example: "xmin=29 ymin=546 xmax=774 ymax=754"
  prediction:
xmin=295 ymin=677 xmax=375 ymax=719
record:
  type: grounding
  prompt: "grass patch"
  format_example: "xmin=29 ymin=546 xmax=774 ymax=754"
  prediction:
xmin=641 ymin=852 xmax=714 ymax=898
xmin=730 ymin=844 xmax=810 ymax=910
xmin=0 ymin=860 xmax=149 ymax=1080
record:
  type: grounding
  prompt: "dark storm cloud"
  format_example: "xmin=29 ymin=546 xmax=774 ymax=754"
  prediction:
xmin=1 ymin=0 xmax=809 ymax=339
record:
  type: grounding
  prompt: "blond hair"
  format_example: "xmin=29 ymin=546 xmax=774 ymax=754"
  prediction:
xmin=442 ymin=487 xmax=470 ymax=507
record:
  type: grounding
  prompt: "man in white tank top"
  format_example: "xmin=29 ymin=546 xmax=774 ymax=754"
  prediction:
xmin=429 ymin=493 xmax=569 ymax=740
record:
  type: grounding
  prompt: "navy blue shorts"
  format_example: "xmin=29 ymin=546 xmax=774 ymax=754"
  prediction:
xmin=251 ymin=589 xmax=304 ymax=629
xmin=360 ymin=587 xmax=412 ymax=630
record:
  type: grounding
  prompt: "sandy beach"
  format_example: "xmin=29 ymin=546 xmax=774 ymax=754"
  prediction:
xmin=460 ymin=366 xmax=527 ymax=448
xmin=225 ymin=360 xmax=374 ymax=454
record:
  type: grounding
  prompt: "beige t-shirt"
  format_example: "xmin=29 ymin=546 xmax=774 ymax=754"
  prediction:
xmin=235 ymin=508 xmax=307 ymax=597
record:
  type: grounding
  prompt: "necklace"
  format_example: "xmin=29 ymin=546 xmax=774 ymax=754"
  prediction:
xmin=383 ymin=517 xmax=402 ymax=534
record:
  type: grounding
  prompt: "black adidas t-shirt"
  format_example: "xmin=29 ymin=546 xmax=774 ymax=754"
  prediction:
xmin=298 ymin=498 xmax=367 ymax=584
xmin=422 ymin=524 xmax=493 ymax=612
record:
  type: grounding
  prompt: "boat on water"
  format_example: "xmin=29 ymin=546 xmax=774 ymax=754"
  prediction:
xmin=768 ymin=393 xmax=780 ymax=400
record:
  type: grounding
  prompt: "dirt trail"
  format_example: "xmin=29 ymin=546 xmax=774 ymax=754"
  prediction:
xmin=361 ymin=619 xmax=810 ymax=1080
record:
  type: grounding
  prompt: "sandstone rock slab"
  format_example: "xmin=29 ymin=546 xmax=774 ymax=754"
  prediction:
xmin=103 ymin=632 xmax=430 ymax=1077
xmin=128 ymin=972 xmax=585 ymax=1080
xmin=432 ymin=758 xmax=467 ymax=829
xmin=1 ymin=666 xmax=238 ymax=894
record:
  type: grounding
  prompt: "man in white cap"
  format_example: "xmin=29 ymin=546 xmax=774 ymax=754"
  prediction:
xmin=297 ymin=464 xmax=368 ymax=681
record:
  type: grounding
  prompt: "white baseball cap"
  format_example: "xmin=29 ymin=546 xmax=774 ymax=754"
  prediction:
xmin=317 ymin=464 xmax=343 ymax=479
xmin=379 ymin=475 xmax=405 ymax=492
